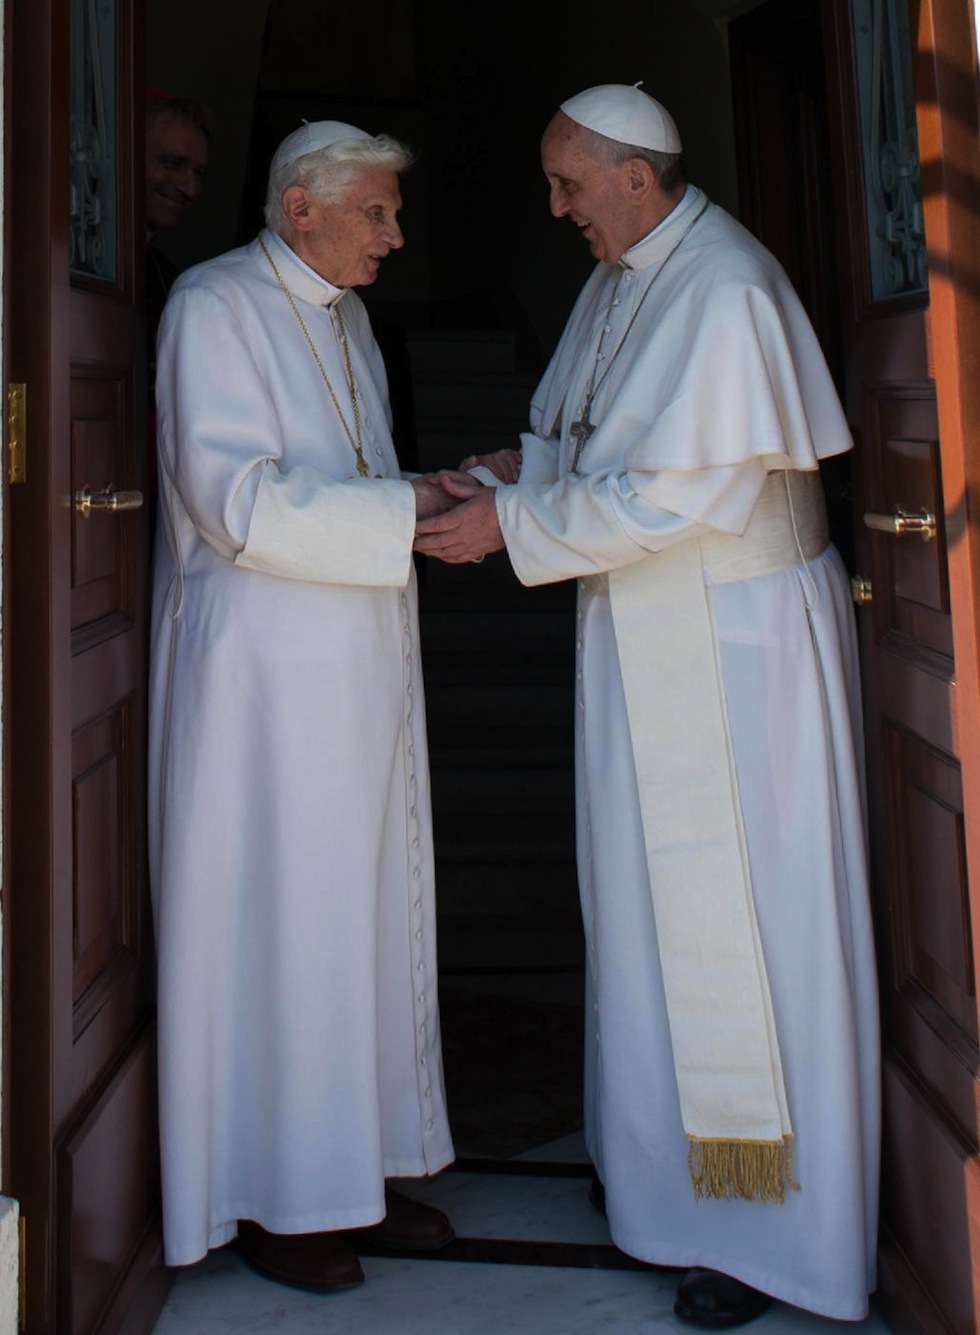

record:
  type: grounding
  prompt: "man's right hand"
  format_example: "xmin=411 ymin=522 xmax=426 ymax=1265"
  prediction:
xmin=411 ymin=472 xmax=479 ymax=523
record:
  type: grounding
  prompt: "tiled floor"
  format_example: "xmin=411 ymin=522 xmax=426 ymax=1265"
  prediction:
xmin=153 ymin=1135 xmax=890 ymax=1334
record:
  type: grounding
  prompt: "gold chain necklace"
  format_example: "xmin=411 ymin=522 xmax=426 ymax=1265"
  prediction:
xmin=259 ymin=235 xmax=373 ymax=478
xmin=568 ymin=195 xmax=710 ymax=473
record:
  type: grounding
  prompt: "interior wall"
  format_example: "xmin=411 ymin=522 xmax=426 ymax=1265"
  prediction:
xmin=242 ymin=0 xmax=432 ymax=308
xmin=143 ymin=0 xmax=739 ymax=356
xmin=415 ymin=0 xmax=738 ymax=351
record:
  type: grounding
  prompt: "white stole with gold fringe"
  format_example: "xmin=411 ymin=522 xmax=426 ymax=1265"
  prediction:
xmin=606 ymin=470 xmax=826 ymax=1202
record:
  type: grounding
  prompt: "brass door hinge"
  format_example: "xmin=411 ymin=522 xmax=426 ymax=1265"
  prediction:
xmin=8 ymin=383 xmax=26 ymax=485
xmin=851 ymin=574 xmax=873 ymax=605
xmin=18 ymin=1213 xmax=25 ymax=1330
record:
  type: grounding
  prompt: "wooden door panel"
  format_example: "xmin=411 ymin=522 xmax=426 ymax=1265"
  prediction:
xmin=71 ymin=691 xmax=144 ymax=1070
xmin=71 ymin=373 xmax=133 ymax=627
xmin=73 ymin=722 xmax=123 ymax=999
xmin=57 ymin=1028 xmax=158 ymax=1335
xmin=864 ymin=389 xmax=951 ymax=654
xmin=884 ymin=726 xmax=974 ymax=1038
xmin=71 ymin=702 xmax=145 ymax=1017
xmin=882 ymin=1063 xmax=978 ymax=1333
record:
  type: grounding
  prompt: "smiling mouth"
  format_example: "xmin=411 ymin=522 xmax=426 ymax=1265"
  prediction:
xmin=576 ymin=219 xmax=591 ymax=230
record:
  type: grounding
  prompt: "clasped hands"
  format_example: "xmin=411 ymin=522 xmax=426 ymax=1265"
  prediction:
xmin=410 ymin=449 xmax=519 ymax=564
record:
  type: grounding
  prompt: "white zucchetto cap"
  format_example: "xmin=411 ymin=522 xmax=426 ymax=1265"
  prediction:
xmin=270 ymin=120 xmax=373 ymax=174
xmin=559 ymin=83 xmax=682 ymax=153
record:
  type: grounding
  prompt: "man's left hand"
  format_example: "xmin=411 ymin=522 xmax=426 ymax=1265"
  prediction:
xmin=460 ymin=449 xmax=521 ymax=484
xmin=414 ymin=487 xmax=504 ymax=563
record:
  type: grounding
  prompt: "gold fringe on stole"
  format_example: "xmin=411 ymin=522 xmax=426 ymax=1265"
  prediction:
xmin=687 ymin=1135 xmax=800 ymax=1204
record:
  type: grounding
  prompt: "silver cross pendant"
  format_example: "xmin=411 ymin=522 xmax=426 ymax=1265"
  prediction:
xmin=568 ymin=401 xmax=596 ymax=474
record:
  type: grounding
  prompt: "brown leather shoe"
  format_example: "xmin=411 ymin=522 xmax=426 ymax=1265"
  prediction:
xmin=348 ymin=1185 xmax=455 ymax=1252
xmin=237 ymin=1220 xmax=364 ymax=1292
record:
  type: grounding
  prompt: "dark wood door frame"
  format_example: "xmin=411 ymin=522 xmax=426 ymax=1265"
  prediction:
xmin=821 ymin=0 xmax=980 ymax=1329
xmin=6 ymin=1 xmax=73 ymax=1319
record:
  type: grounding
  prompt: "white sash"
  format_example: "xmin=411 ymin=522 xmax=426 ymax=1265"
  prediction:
xmin=607 ymin=469 xmax=827 ymax=1201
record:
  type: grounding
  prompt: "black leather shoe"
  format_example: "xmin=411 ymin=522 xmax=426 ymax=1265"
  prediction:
xmin=674 ymin=1268 xmax=772 ymax=1328
xmin=237 ymin=1220 xmax=364 ymax=1292
xmin=347 ymin=1185 xmax=455 ymax=1253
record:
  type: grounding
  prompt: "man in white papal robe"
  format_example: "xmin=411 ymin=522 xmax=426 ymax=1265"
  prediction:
xmin=149 ymin=120 xmax=481 ymax=1292
xmin=417 ymin=85 xmax=880 ymax=1327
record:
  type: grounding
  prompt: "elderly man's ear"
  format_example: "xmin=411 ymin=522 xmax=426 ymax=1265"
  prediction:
xmin=282 ymin=186 xmax=314 ymax=231
xmin=623 ymin=157 xmax=657 ymax=207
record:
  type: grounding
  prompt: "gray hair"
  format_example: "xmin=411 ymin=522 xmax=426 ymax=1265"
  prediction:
xmin=265 ymin=135 xmax=414 ymax=233
xmin=577 ymin=124 xmax=686 ymax=194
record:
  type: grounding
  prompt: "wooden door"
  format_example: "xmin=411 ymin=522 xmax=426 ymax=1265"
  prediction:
xmin=822 ymin=0 xmax=980 ymax=1328
xmin=6 ymin=0 xmax=167 ymax=1330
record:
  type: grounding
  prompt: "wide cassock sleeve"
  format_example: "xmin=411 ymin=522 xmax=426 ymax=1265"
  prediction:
xmin=496 ymin=458 xmax=770 ymax=587
xmin=156 ymin=283 xmax=416 ymax=587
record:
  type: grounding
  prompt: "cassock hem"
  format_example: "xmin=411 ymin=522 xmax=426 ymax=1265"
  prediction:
xmin=608 ymin=1226 xmax=874 ymax=1322
xmin=383 ymin=1146 xmax=455 ymax=1179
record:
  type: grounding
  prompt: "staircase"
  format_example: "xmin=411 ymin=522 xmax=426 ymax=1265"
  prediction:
xmin=407 ymin=329 xmax=583 ymax=988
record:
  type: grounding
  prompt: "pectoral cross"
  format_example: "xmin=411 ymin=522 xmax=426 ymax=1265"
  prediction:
xmin=568 ymin=401 xmax=596 ymax=474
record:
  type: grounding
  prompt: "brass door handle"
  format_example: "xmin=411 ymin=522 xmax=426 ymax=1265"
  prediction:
xmin=75 ymin=486 xmax=144 ymax=518
xmin=863 ymin=509 xmax=937 ymax=542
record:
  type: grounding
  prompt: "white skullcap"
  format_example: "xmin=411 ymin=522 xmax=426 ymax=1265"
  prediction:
xmin=270 ymin=120 xmax=373 ymax=174
xmin=559 ymin=83 xmax=682 ymax=154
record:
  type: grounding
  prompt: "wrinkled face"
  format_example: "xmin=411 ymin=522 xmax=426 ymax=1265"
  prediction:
xmin=296 ymin=170 xmax=405 ymax=288
xmin=146 ymin=113 xmax=210 ymax=231
xmin=541 ymin=114 xmax=638 ymax=264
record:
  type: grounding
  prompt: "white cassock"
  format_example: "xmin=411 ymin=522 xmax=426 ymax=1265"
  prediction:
xmin=149 ymin=230 xmax=453 ymax=1267
xmin=494 ymin=187 xmax=880 ymax=1320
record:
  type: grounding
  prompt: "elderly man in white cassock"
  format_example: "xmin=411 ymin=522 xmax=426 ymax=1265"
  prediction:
xmin=149 ymin=120 xmax=481 ymax=1292
xmin=417 ymin=85 xmax=880 ymax=1327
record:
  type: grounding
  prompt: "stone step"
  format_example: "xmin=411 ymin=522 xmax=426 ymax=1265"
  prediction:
xmin=422 ymin=611 xmax=574 ymax=656
xmin=436 ymin=916 xmax=584 ymax=971
xmin=412 ymin=373 xmax=536 ymax=424
xmin=434 ymin=858 xmax=580 ymax=973
xmin=407 ymin=330 xmax=519 ymax=375
xmin=424 ymin=660 xmax=571 ymax=692
xmin=431 ymin=767 xmax=574 ymax=817
xmin=420 ymin=576 xmax=575 ymax=614
xmin=434 ymin=861 xmax=577 ymax=910
xmin=433 ymin=811 xmax=574 ymax=863
xmin=427 ymin=725 xmax=570 ymax=771
xmin=425 ymin=681 xmax=572 ymax=719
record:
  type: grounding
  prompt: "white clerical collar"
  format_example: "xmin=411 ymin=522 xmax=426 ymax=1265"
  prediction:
xmin=258 ymin=228 xmax=348 ymax=307
xmin=620 ymin=185 xmax=705 ymax=272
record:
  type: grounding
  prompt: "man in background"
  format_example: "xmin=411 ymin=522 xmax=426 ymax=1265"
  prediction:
xmin=146 ymin=94 xmax=213 ymax=357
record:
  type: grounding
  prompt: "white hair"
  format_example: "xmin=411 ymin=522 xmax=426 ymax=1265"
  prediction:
xmin=577 ymin=125 xmax=686 ymax=192
xmin=265 ymin=135 xmax=414 ymax=233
